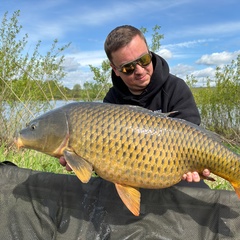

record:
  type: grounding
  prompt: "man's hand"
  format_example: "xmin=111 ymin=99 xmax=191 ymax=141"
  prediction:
xmin=182 ymin=169 xmax=211 ymax=182
xmin=59 ymin=156 xmax=72 ymax=171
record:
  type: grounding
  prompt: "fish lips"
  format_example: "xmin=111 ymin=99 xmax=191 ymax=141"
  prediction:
xmin=13 ymin=132 xmax=24 ymax=150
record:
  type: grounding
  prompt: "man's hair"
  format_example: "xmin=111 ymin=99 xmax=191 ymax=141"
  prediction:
xmin=104 ymin=25 xmax=147 ymax=62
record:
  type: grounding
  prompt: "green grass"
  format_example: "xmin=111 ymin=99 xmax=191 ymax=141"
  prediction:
xmin=1 ymin=144 xmax=70 ymax=175
xmin=204 ymin=174 xmax=234 ymax=191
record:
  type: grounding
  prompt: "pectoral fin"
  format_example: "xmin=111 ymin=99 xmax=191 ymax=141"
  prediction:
xmin=115 ymin=183 xmax=141 ymax=216
xmin=64 ymin=150 xmax=93 ymax=183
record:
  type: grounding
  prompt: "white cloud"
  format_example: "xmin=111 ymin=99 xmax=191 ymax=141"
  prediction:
xmin=190 ymin=67 xmax=216 ymax=87
xmin=64 ymin=50 xmax=106 ymax=67
xmin=12 ymin=0 xmax=194 ymax=42
xmin=61 ymin=50 xmax=107 ymax=89
xmin=163 ymin=39 xmax=216 ymax=49
xmin=61 ymin=69 xmax=94 ymax=89
xmin=62 ymin=0 xmax=191 ymax=27
xmin=169 ymin=21 xmax=240 ymax=39
xmin=196 ymin=50 xmax=240 ymax=66
xmin=157 ymin=49 xmax=173 ymax=60
xmin=191 ymin=67 xmax=215 ymax=78
xmin=170 ymin=64 xmax=215 ymax=86
xmin=159 ymin=39 xmax=217 ymax=61
xmin=62 ymin=57 xmax=80 ymax=72
xmin=170 ymin=64 xmax=195 ymax=77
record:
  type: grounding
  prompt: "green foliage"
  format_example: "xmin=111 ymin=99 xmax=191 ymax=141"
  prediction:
xmin=140 ymin=25 xmax=164 ymax=52
xmin=0 ymin=11 xmax=70 ymax=102
xmin=85 ymin=59 xmax=112 ymax=101
xmin=0 ymin=10 xmax=70 ymax=145
xmin=0 ymin=144 xmax=69 ymax=174
xmin=204 ymin=174 xmax=234 ymax=191
xmin=71 ymin=84 xmax=82 ymax=98
xmin=188 ymin=55 xmax=240 ymax=144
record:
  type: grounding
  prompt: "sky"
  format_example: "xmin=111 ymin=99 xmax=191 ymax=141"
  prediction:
xmin=1 ymin=0 xmax=240 ymax=89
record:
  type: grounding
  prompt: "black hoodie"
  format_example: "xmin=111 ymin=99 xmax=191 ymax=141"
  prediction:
xmin=103 ymin=52 xmax=201 ymax=125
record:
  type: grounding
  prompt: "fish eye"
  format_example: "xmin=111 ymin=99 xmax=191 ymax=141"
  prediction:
xmin=30 ymin=123 xmax=37 ymax=130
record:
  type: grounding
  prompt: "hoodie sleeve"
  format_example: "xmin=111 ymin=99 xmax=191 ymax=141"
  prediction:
xmin=163 ymin=75 xmax=201 ymax=125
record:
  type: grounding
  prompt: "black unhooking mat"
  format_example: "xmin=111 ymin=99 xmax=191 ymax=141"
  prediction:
xmin=0 ymin=163 xmax=240 ymax=240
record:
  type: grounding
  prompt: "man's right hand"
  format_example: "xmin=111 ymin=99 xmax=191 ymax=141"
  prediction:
xmin=59 ymin=156 xmax=72 ymax=171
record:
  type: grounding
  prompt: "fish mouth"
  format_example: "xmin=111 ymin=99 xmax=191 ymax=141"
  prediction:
xmin=13 ymin=134 xmax=24 ymax=150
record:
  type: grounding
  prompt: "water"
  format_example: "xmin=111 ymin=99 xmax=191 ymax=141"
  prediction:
xmin=0 ymin=100 xmax=77 ymax=141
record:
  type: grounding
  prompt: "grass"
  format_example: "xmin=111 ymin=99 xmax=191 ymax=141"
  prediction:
xmin=1 ymin=144 xmax=70 ymax=175
xmin=204 ymin=174 xmax=234 ymax=191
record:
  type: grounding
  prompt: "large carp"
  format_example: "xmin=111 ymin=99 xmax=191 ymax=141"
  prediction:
xmin=14 ymin=102 xmax=240 ymax=216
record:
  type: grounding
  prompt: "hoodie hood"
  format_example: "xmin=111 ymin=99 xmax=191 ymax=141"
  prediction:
xmin=110 ymin=52 xmax=170 ymax=107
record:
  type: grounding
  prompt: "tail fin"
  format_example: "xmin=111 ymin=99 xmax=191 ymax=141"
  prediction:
xmin=232 ymin=182 xmax=240 ymax=199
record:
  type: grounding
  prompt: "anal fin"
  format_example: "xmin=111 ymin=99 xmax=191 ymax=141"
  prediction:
xmin=64 ymin=150 xmax=93 ymax=183
xmin=115 ymin=183 xmax=141 ymax=216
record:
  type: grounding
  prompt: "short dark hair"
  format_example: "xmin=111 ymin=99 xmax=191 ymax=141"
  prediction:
xmin=104 ymin=25 xmax=148 ymax=62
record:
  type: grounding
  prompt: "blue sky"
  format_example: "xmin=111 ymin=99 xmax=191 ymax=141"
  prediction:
xmin=1 ymin=0 xmax=240 ymax=88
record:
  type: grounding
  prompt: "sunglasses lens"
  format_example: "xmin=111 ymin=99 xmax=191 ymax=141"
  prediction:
xmin=120 ymin=53 xmax=152 ymax=75
xmin=139 ymin=53 xmax=152 ymax=66
xmin=121 ymin=64 xmax=135 ymax=75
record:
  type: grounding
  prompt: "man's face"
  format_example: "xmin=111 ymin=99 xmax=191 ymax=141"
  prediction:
xmin=110 ymin=35 xmax=153 ymax=95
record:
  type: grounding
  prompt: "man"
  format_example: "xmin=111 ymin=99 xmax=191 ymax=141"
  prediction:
xmin=60 ymin=25 xmax=210 ymax=186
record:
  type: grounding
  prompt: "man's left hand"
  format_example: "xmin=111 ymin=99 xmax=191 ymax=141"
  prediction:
xmin=182 ymin=169 xmax=210 ymax=182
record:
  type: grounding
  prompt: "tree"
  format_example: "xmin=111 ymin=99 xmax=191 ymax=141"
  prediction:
xmin=0 ymin=10 xmax=70 ymax=145
xmin=140 ymin=25 xmax=164 ymax=52
xmin=72 ymin=84 xmax=82 ymax=99
xmin=0 ymin=10 xmax=70 ymax=102
xmin=88 ymin=59 xmax=112 ymax=101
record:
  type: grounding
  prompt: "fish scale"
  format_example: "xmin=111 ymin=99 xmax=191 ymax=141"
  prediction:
xmin=14 ymin=102 xmax=240 ymax=216
xmin=64 ymin=103 xmax=235 ymax=186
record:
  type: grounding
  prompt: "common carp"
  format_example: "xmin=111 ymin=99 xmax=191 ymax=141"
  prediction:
xmin=14 ymin=102 xmax=240 ymax=216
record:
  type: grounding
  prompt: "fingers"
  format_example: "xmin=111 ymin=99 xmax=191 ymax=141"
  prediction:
xmin=65 ymin=163 xmax=72 ymax=171
xmin=59 ymin=156 xmax=72 ymax=172
xmin=59 ymin=156 xmax=66 ymax=166
xmin=182 ymin=169 xmax=211 ymax=182
xmin=203 ymin=169 xmax=210 ymax=177
xmin=182 ymin=172 xmax=200 ymax=182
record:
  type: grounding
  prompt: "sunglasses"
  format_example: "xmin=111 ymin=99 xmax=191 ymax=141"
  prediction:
xmin=116 ymin=52 xmax=152 ymax=75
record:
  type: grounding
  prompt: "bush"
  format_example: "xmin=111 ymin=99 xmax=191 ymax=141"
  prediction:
xmin=0 ymin=11 xmax=69 ymax=146
xmin=188 ymin=55 xmax=240 ymax=145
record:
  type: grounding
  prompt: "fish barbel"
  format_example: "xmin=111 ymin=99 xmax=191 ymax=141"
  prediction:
xmin=14 ymin=102 xmax=240 ymax=216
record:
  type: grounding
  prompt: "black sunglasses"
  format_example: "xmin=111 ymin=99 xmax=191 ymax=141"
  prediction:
xmin=116 ymin=52 xmax=152 ymax=75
